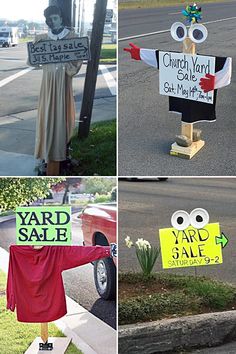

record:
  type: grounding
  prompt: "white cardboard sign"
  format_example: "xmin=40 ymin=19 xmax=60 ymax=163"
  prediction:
xmin=27 ymin=37 xmax=90 ymax=66
xmin=159 ymin=51 xmax=216 ymax=104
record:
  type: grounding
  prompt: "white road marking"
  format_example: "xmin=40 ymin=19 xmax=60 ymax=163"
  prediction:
xmin=0 ymin=67 xmax=33 ymax=88
xmin=119 ymin=29 xmax=170 ymax=41
xmin=119 ymin=16 xmax=236 ymax=41
xmin=203 ymin=16 xmax=236 ymax=25
xmin=0 ymin=58 xmax=25 ymax=62
xmin=168 ymin=12 xmax=181 ymax=15
xmin=99 ymin=65 xmax=116 ymax=96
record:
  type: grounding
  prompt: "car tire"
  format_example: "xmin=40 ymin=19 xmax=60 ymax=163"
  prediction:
xmin=94 ymin=257 xmax=116 ymax=300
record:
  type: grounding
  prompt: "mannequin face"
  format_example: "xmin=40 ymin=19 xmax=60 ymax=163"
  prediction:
xmin=49 ymin=14 xmax=63 ymax=30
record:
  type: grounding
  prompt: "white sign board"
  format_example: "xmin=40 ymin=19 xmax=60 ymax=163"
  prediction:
xmin=27 ymin=37 xmax=90 ymax=66
xmin=106 ymin=9 xmax=113 ymax=23
xmin=159 ymin=51 xmax=216 ymax=104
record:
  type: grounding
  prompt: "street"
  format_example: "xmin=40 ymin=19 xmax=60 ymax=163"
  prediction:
xmin=119 ymin=178 xmax=236 ymax=283
xmin=0 ymin=212 xmax=116 ymax=329
xmin=118 ymin=2 xmax=236 ymax=176
xmin=0 ymin=43 xmax=116 ymax=164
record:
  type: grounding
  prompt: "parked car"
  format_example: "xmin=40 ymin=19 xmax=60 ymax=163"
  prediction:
xmin=81 ymin=202 xmax=117 ymax=300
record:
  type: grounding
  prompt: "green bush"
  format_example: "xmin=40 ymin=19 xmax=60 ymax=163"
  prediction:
xmin=119 ymin=272 xmax=236 ymax=325
xmin=186 ymin=279 xmax=236 ymax=309
xmin=119 ymin=292 xmax=199 ymax=325
xmin=94 ymin=194 xmax=111 ymax=203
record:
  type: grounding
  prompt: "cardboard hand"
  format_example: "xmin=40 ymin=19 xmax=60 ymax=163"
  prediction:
xmin=199 ymin=74 xmax=215 ymax=93
xmin=110 ymin=243 xmax=117 ymax=257
xmin=124 ymin=43 xmax=141 ymax=60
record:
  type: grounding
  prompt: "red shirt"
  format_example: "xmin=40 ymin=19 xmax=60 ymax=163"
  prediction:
xmin=7 ymin=245 xmax=110 ymax=323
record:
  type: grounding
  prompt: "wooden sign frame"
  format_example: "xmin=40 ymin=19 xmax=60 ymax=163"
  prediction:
xmin=159 ymin=50 xmax=216 ymax=105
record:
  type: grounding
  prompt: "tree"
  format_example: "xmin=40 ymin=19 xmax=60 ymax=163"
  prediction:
xmin=51 ymin=178 xmax=81 ymax=204
xmin=0 ymin=178 xmax=64 ymax=212
xmin=83 ymin=178 xmax=116 ymax=195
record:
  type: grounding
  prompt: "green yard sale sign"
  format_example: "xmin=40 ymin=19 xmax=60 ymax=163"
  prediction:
xmin=16 ymin=206 xmax=71 ymax=245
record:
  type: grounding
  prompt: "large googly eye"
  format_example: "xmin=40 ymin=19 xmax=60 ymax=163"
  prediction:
xmin=171 ymin=210 xmax=190 ymax=230
xmin=188 ymin=24 xmax=208 ymax=44
xmin=190 ymin=208 xmax=209 ymax=229
xmin=171 ymin=22 xmax=187 ymax=42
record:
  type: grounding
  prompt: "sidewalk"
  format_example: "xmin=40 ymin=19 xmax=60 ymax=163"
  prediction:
xmin=0 ymin=96 xmax=116 ymax=176
xmin=0 ymin=214 xmax=117 ymax=354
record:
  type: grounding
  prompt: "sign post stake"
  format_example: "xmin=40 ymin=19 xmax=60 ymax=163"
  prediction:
xmin=32 ymin=246 xmax=51 ymax=350
xmin=170 ymin=37 xmax=206 ymax=159
xmin=181 ymin=38 xmax=195 ymax=141
xmin=41 ymin=323 xmax=49 ymax=343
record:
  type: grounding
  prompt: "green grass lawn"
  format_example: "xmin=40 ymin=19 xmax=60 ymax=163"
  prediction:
xmin=119 ymin=272 xmax=236 ymax=325
xmin=100 ymin=44 xmax=116 ymax=63
xmin=119 ymin=0 xmax=231 ymax=10
xmin=69 ymin=119 xmax=116 ymax=176
xmin=19 ymin=37 xmax=34 ymax=44
xmin=0 ymin=271 xmax=82 ymax=354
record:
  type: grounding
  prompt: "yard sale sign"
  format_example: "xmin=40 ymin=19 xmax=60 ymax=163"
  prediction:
xmin=159 ymin=222 xmax=228 ymax=269
xmin=159 ymin=51 xmax=216 ymax=104
xmin=16 ymin=206 xmax=71 ymax=245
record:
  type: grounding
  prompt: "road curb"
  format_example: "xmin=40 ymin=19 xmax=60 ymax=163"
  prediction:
xmin=118 ymin=311 xmax=236 ymax=353
xmin=0 ymin=214 xmax=15 ymax=223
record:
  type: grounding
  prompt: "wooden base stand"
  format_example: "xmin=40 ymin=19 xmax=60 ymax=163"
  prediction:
xmin=170 ymin=140 xmax=205 ymax=159
xmin=25 ymin=337 xmax=71 ymax=353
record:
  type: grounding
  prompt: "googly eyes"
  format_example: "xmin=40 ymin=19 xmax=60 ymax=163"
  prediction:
xmin=171 ymin=208 xmax=209 ymax=230
xmin=171 ymin=210 xmax=190 ymax=230
xmin=190 ymin=208 xmax=209 ymax=228
xmin=171 ymin=22 xmax=187 ymax=42
xmin=188 ymin=24 xmax=208 ymax=44
xmin=171 ymin=22 xmax=208 ymax=44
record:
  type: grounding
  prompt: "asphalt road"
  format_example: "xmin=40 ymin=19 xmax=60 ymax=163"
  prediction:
xmin=0 ymin=43 xmax=116 ymax=117
xmin=119 ymin=2 xmax=236 ymax=39
xmin=118 ymin=178 xmax=236 ymax=284
xmin=0 ymin=213 xmax=116 ymax=329
xmin=118 ymin=2 xmax=236 ymax=176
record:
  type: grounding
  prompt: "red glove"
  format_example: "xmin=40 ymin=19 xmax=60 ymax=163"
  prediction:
xmin=124 ymin=43 xmax=141 ymax=60
xmin=199 ymin=74 xmax=215 ymax=93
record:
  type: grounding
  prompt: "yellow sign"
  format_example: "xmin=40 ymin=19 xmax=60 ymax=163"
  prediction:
xmin=159 ymin=223 xmax=225 ymax=269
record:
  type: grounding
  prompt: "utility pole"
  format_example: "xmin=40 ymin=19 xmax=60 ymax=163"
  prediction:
xmin=78 ymin=0 xmax=107 ymax=139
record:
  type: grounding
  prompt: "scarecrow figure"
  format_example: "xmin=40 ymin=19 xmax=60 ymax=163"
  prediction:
xmin=33 ymin=5 xmax=82 ymax=175
xmin=124 ymin=4 xmax=232 ymax=155
xmin=7 ymin=244 xmax=117 ymax=349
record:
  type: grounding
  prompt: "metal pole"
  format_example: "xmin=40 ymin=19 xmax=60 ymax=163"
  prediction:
xmin=77 ymin=0 xmax=81 ymax=33
xmin=72 ymin=0 xmax=76 ymax=29
xmin=78 ymin=0 xmax=107 ymax=139
xmin=80 ymin=0 xmax=85 ymax=37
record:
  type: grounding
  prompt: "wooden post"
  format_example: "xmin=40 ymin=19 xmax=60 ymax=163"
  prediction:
xmin=41 ymin=323 xmax=49 ymax=343
xmin=47 ymin=161 xmax=60 ymax=176
xmin=170 ymin=37 xmax=205 ymax=158
xmin=181 ymin=38 xmax=196 ymax=141
xmin=32 ymin=247 xmax=49 ymax=344
xmin=78 ymin=0 xmax=108 ymax=139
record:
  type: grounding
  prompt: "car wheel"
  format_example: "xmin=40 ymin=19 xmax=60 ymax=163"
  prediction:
xmin=94 ymin=257 xmax=116 ymax=300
